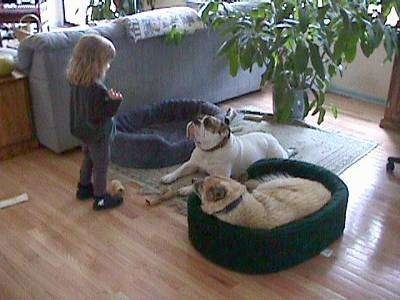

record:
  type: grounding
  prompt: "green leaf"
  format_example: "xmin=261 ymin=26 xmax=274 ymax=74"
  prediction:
xmin=255 ymin=51 xmax=265 ymax=67
xmin=333 ymin=29 xmax=347 ymax=62
xmin=201 ymin=1 xmax=215 ymax=23
xmin=165 ymin=25 xmax=185 ymax=45
xmin=317 ymin=5 xmax=329 ymax=22
xmin=303 ymin=91 xmax=310 ymax=118
xmin=240 ymin=44 xmax=254 ymax=70
xmin=308 ymin=99 xmax=317 ymax=114
xmin=250 ymin=8 xmax=266 ymax=20
xmin=360 ymin=24 xmax=375 ymax=57
xmin=372 ymin=19 xmax=384 ymax=48
xmin=383 ymin=27 xmax=394 ymax=60
xmin=273 ymin=77 xmax=293 ymax=123
xmin=294 ymin=40 xmax=309 ymax=73
xmin=299 ymin=8 xmax=310 ymax=33
xmin=309 ymin=43 xmax=325 ymax=79
xmin=390 ymin=28 xmax=399 ymax=56
xmin=328 ymin=64 xmax=337 ymax=77
xmin=360 ymin=37 xmax=374 ymax=57
xmin=210 ymin=1 xmax=219 ymax=12
xmin=217 ymin=39 xmax=235 ymax=56
xmin=344 ymin=35 xmax=358 ymax=63
xmin=311 ymin=92 xmax=325 ymax=116
xmin=340 ymin=8 xmax=351 ymax=31
xmin=317 ymin=91 xmax=325 ymax=107
xmin=317 ymin=107 xmax=326 ymax=124
xmin=331 ymin=105 xmax=338 ymax=118
xmin=229 ymin=40 xmax=239 ymax=77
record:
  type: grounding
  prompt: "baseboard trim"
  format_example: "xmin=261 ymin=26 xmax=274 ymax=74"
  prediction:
xmin=329 ymin=85 xmax=387 ymax=106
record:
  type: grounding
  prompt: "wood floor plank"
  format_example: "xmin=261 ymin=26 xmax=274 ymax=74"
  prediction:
xmin=1 ymin=89 xmax=399 ymax=299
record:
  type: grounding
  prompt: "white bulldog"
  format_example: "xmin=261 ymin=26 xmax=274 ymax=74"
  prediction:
xmin=161 ymin=113 xmax=288 ymax=195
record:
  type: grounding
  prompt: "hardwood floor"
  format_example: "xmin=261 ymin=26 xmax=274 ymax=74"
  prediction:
xmin=0 ymin=88 xmax=399 ymax=299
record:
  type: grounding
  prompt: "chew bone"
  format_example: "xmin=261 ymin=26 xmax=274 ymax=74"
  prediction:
xmin=144 ymin=187 xmax=177 ymax=206
xmin=110 ymin=180 xmax=125 ymax=197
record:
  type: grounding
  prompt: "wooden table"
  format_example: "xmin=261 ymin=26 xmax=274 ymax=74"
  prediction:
xmin=0 ymin=71 xmax=37 ymax=160
xmin=380 ymin=54 xmax=400 ymax=131
xmin=0 ymin=0 xmax=43 ymax=23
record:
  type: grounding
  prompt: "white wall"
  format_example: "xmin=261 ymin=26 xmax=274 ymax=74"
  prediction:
xmin=56 ymin=0 xmax=186 ymax=25
xmin=142 ymin=0 xmax=186 ymax=10
xmin=331 ymin=45 xmax=393 ymax=104
xmin=43 ymin=0 xmax=64 ymax=27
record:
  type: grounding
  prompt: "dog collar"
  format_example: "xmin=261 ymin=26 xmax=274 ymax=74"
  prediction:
xmin=199 ymin=132 xmax=230 ymax=152
xmin=215 ymin=195 xmax=243 ymax=215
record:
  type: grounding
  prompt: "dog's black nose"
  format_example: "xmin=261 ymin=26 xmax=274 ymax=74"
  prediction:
xmin=193 ymin=118 xmax=201 ymax=125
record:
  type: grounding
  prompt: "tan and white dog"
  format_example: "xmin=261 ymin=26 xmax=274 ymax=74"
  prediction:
xmin=193 ymin=175 xmax=331 ymax=229
xmin=161 ymin=114 xmax=288 ymax=195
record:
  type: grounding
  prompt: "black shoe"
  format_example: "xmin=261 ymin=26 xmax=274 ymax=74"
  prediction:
xmin=76 ymin=183 xmax=94 ymax=200
xmin=93 ymin=193 xmax=123 ymax=210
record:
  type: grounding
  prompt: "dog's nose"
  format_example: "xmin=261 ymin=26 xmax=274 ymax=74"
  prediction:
xmin=193 ymin=118 xmax=200 ymax=125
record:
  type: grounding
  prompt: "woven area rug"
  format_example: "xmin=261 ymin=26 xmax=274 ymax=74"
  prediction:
xmin=109 ymin=114 xmax=377 ymax=213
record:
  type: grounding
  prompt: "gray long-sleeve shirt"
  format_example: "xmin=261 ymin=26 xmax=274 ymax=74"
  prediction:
xmin=70 ymin=82 xmax=121 ymax=143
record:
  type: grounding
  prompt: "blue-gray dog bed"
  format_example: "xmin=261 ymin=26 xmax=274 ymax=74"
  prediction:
xmin=111 ymin=100 xmax=222 ymax=169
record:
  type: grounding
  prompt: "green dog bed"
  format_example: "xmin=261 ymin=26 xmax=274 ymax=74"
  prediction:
xmin=187 ymin=159 xmax=349 ymax=273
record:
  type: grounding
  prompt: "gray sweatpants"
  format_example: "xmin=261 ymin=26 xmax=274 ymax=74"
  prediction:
xmin=79 ymin=135 xmax=110 ymax=197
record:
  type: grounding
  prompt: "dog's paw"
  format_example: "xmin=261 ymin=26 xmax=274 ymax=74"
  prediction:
xmin=178 ymin=186 xmax=193 ymax=196
xmin=161 ymin=173 xmax=176 ymax=184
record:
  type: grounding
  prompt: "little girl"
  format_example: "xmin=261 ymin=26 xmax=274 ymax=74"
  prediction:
xmin=67 ymin=34 xmax=123 ymax=210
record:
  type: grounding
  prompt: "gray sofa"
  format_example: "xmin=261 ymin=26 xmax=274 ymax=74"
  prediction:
xmin=17 ymin=7 xmax=263 ymax=153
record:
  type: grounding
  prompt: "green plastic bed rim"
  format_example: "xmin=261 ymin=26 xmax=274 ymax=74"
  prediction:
xmin=187 ymin=159 xmax=349 ymax=274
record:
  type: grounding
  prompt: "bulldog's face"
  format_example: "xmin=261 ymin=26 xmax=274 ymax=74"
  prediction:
xmin=186 ymin=115 xmax=230 ymax=151
xmin=193 ymin=176 xmax=246 ymax=214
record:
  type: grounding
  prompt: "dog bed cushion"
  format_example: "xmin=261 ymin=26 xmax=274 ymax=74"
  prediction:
xmin=111 ymin=99 xmax=222 ymax=168
xmin=187 ymin=159 xmax=349 ymax=273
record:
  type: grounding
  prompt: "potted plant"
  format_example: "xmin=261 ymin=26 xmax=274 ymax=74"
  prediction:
xmin=201 ymin=0 xmax=399 ymax=123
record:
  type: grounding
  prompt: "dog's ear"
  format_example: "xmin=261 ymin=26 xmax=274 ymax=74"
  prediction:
xmin=219 ymin=122 xmax=231 ymax=136
xmin=224 ymin=107 xmax=237 ymax=125
xmin=224 ymin=108 xmax=231 ymax=125
xmin=186 ymin=121 xmax=195 ymax=139
xmin=206 ymin=185 xmax=227 ymax=202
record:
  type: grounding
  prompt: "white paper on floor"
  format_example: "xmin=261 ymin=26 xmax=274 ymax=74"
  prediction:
xmin=0 ymin=193 xmax=28 ymax=209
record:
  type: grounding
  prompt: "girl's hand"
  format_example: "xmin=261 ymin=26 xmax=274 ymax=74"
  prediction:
xmin=108 ymin=89 xmax=123 ymax=100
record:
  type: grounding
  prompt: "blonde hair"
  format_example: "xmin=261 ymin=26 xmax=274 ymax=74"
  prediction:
xmin=67 ymin=35 xmax=116 ymax=86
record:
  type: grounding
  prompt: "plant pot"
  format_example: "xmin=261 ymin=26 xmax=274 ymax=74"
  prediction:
xmin=273 ymin=88 xmax=306 ymax=123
